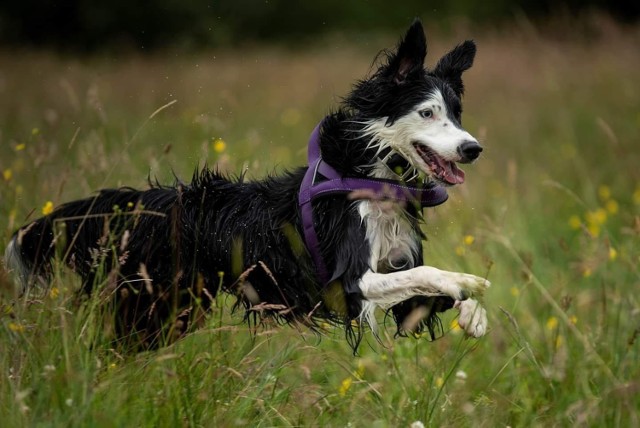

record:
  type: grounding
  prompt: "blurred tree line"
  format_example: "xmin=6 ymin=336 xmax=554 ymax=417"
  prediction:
xmin=0 ymin=0 xmax=637 ymax=52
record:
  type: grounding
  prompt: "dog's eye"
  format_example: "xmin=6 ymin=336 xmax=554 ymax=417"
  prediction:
xmin=419 ymin=109 xmax=433 ymax=119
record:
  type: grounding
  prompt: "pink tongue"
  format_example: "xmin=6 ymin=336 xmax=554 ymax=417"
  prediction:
xmin=433 ymin=156 xmax=465 ymax=185
xmin=443 ymin=162 xmax=465 ymax=184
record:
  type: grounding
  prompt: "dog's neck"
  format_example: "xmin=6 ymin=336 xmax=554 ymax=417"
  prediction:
xmin=298 ymin=118 xmax=448 ymax=286
xmin=317 ymin=111 xmax=383 ymax=178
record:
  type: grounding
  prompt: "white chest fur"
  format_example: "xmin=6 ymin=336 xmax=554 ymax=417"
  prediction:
xmin=357 ymin=200 xmax=419 ymax=272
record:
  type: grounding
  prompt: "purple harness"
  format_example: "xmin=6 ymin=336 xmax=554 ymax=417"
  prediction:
xmin=298 ymin=122 xmax=449 ymax=285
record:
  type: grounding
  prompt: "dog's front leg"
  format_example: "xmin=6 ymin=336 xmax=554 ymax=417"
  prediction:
xmin=358 ymin=266 xmax=489 ymax=337
xmin=454 ymin=298 xmax=488 ymax=337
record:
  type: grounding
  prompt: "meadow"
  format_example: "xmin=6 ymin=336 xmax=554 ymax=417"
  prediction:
xmin=1 ymin=17 xmax=639 ymax=427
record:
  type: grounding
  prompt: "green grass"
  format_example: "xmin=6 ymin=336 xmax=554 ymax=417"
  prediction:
xmin=1 ymin=19 xmax=640 ymax=426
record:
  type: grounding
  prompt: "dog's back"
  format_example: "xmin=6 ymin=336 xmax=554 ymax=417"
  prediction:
xmin=6 ymin=169 xmax=326 ymax=348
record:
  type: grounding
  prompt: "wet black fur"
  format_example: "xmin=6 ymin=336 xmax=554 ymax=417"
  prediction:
xmin=8 ymin=20 xmax=475 ymax=350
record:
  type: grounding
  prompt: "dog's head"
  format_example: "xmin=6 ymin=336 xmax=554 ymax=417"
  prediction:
xmin=348 ymin=20 xmax=481 ymax=186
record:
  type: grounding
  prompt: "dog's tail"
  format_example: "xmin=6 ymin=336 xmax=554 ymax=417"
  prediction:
xmin=4 ymin=210 xmax=60 ymax=294
xmin=4 ymin=234 xmax=33 ymax=293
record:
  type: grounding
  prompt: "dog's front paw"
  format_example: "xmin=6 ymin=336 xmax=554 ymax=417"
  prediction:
xmin=454 ymin=298 xmax=488 ymax=337
xmin=456 ymin=272 xmax=491 ymax=298
xmin=416 ymin=267 xmax=490 ymax=301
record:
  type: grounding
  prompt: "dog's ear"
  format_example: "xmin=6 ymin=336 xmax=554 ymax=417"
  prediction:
xmin=432 ymin=40 xmax=476 ymax=96
xmin=387 ymin=19 xmax=427 ymax=84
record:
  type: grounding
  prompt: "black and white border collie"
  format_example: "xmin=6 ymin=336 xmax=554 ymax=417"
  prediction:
xmin=4 ymin=20 xmax=489 ymax=350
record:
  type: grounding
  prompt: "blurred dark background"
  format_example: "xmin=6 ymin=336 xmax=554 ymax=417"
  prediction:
xmin=0 ymin=0 xmax=638 ymax=52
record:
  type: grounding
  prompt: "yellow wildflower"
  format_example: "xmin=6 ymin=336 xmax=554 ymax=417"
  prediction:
xmin=583 ymin=267 xmax=592 ymax=278
xmin=546 ymin=316 xmax=558 ymax=331
xmin=212 ymin=138 xmax=226 ymax=153
xmin=435 ymin=376 xmax=444 ymax=388
xmin=605 ymin=199 xmax=618 ymax=215
xmin=586 ymin=223 xmax=600 ymax=238
xmin=338 ymin=377 xmax=353 ymax=397
xmin=2 ymin=169 xmax=12 ymax=181
xmin=463 ymin=235 xmax=475 ymax=246
xmin=584 ymin=209 xmax=606 ymax=237
xmin=15 ymin=143 xmax=26 ymax=151
xmin=608 ymin=247 xmax=618 ymax=261
xmin=31 ymin=127 xmax=40 ymax=136
xmin=450 ymin=319 xmax=461 ymax=332
xmin=9 ymin=322 xmax=25 ymax=333
xmin=586 ymin=209 xmax=607 ymax=225
xmin=568 ymin=215 xmax=581 ymax=230
xmin=569 ymin=315 xmax=578 ymax=325
xmin=49 ymin=287 xmax=59 ymax=299
xmin=510 ymin=286 xmax=520 ymax=297
xmin=42 ymin=201 xmax=54 ymax=215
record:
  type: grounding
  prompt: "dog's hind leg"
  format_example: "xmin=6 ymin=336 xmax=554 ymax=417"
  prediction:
xmin=358 ymin=266 xmax=489 ymax=337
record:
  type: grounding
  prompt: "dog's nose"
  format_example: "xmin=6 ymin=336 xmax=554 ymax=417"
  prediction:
xmin=457 ymin=141 xmax=483 ymax=163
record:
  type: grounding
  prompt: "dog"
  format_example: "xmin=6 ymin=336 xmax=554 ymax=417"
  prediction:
xmin=4 ymin=20 xmax=489 ymax=350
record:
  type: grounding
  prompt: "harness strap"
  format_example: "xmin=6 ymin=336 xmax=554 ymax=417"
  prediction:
xmin=298 ymin=121 xmax=448 ymax=285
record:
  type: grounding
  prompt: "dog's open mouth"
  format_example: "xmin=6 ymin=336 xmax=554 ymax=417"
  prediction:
xmin=413 ymin=143 xmax=465 ymax=185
